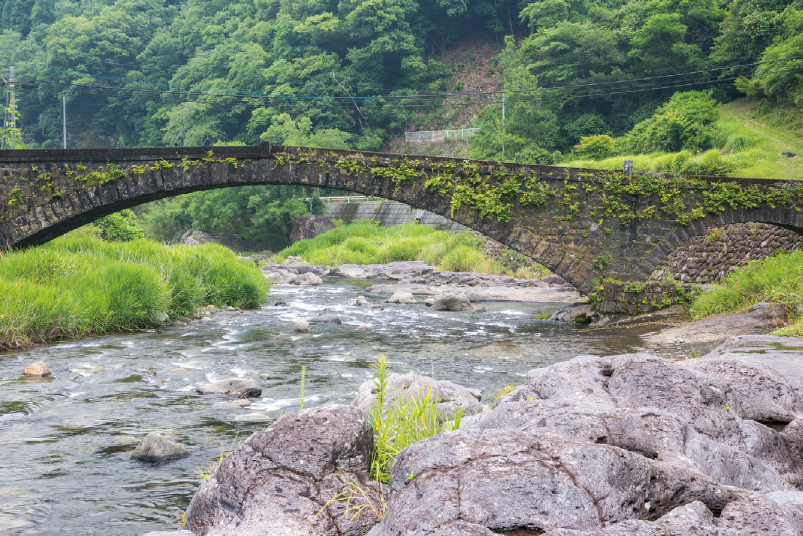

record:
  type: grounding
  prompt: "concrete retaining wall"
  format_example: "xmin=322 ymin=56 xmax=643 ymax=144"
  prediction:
xmin=324 ymin=200 xmax=465 ymax=232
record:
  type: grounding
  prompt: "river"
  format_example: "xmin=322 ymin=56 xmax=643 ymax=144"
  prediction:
xmin=0 ymin=280 xmax=652 ymax=535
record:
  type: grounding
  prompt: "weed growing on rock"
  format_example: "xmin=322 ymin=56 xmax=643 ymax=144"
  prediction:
xmin=369 ymin=356 xmax=464 ymax=484
xmin=195 ymin=434 xmax=241 ymax=482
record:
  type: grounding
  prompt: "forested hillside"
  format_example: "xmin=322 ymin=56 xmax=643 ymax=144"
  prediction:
xmin=0 ymin=0 xmax=800 ymax=156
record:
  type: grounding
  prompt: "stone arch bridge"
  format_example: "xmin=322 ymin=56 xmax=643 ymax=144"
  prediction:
xmin=1 ymin=142 xmax=801 ymax=294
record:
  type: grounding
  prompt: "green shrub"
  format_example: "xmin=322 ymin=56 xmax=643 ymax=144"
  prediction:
xmin=626 ymin=91 xmax=723 ymax=153
xmin=574 ymin=135 xmax=617 ymax=160
xmin=94 ymin=209 xmax=145 ymax=241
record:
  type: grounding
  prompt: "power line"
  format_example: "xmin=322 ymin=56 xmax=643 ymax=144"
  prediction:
xmin=7 ymin=54 xmax=801 ymax=104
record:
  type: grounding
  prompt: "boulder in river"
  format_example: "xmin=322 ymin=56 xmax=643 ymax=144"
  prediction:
xmin=386 ymin=291 xmax=417 ymax=304
xmin=184 ymin=405 xmax=383 ymax=536
xmin=196 ymin=378 xmax=262 ymax=398
xmin=23 ymin=361 xmax=51 ymax=377
xmin=289 ymin=272 xmax=323 ymax=286
xmin=310 ymin=314 xmax=342 ymax=324
xmin=353 ymin=372 xmax=483 ymax=421
xmin=431 ymin=291 xmax=484 ymax=311
xmin=294 ymin=319 xmax=310 ymax=332
xmin=130 ymin=432 xmax=189 ymax=462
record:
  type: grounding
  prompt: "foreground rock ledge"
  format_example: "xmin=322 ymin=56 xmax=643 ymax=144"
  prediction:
xmin=165 ymin=335 xmax=803 ymax=536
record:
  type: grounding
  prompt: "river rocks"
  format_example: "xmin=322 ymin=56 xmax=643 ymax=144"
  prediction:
xmin=294 ymin=319 xmax=310 ymax=332
xmin=184 ymin=337 xmax=803 ymax=535
xmin=130 ymin=432 xmax=189 ymax=462
xmin=356 ymin=295 xmax=371 ymax=306
xmin=23 ymin=361 xmax=51 ymax=377
xmin=353 ymin=372 xmax=483 ymax=421
xmin=196 ymin=378 xmax=262 ymax=398
xmin=386 ymin=291 xmax=416 ymax=305
xmin=262 ymin=264 xmax=330 ymax=285
xmin=310 ymin=314 xmax=342 ymax=324
xmin=258 ymin=373 xmax=271 ymax=380
xmin=184 ymin=405 xmax=378 ymax=536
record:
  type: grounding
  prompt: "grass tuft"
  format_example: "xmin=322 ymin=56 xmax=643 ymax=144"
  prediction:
xmin=369 ymin=356 xmax=464 ymax=484
xmin=690 ymin=250 xmax=803 ymax=328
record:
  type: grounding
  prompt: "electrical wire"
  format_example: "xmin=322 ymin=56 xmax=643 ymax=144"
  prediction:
xmin=5 ymin=54 xmax=802 ymax=104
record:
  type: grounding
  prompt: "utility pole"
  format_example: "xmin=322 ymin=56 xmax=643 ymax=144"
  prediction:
xmin=8 ymin=65 xmax=15 ymax=149
xmin=63 ymin=96 xmax=67 ymax=149
xmin=1 ymin=79 xmax=9 ymax=150
xmin=501 ymin=91 xmax=505 ymax=159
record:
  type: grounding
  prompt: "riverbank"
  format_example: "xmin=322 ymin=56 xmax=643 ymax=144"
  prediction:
xmin=0 ymin=235 xmax=270 ymax=350
xmin=271 ymin=221 xmax=548 ymax=279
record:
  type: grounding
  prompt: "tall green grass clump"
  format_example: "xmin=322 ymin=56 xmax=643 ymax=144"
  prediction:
xmin=369 ymin=356 xmax=464 ymax=484
xmin=0 ymin=235 xmax=270 ymax=350
xmin=275 ymin=221 xmax=546 ymax=278
xmin=690 ymin=250 xmax=803 ymax=335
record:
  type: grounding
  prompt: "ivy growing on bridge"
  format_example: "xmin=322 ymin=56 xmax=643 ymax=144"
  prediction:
xmin=273 ymin=150 xmax=803 ymax=229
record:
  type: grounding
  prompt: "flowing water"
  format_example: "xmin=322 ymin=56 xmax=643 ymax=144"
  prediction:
xmin=0 ymin=280 xmax=653 ymax=535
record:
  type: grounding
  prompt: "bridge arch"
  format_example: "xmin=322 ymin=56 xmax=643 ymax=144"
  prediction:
xmin=1 ymin=142 xmax=802 ymax=294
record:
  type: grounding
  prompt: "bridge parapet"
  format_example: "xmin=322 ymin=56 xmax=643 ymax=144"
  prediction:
xmin=0 ymin=142 xmax=801 ymax=294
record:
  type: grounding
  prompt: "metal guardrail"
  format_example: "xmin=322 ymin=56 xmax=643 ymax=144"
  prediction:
xmin=404 ymin=128 xmax=479 ymax=143
xmin=320 ymin=196 xmax=382 ymax=203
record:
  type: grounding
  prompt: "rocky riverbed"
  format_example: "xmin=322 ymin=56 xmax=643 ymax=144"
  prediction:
xmin=148 ymin=334 xmax=803 ymax=536
xmin=262 ymin=260 xmax=581 ymax=303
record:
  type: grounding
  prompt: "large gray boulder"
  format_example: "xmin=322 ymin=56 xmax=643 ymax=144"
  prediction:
xmin=185 ymin=405 xmax=381 ymax=536
xmin=430 ymin=291 xmax=484 ymax=311
xmin=130 ymin=432 xmax=189 ymax=462
xmin=353 ymin=372 xmax=482 ymax=421
xmin=196 ymin=378 xmax=262 ymax=398
xmin=371 ymin=430 xmax=733 ymax=535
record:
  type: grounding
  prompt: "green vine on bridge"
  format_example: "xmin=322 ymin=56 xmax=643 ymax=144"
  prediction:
xmin=274 ymin=150 xmax=803 ymax=228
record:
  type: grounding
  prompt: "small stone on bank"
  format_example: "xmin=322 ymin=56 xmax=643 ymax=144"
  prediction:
xmin=233 ymin=412 xmax=271 ymax=423
xmin=294 ymin=319 xmax=311 ymax=332
xmin=24 ymin=361 xmax=51 ymax=377
xmin=130 ymin=432 xmax=189 ymax=462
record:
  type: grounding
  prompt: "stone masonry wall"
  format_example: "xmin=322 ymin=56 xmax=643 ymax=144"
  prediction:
xmin=592 ymin=280 xmax=702 ymax=315
xmin=652 ymin=223 xmax=803 ymax=284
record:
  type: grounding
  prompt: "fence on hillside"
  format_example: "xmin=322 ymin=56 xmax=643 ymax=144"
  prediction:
xmin=404 ymin=128 xmax=478 ymax=143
